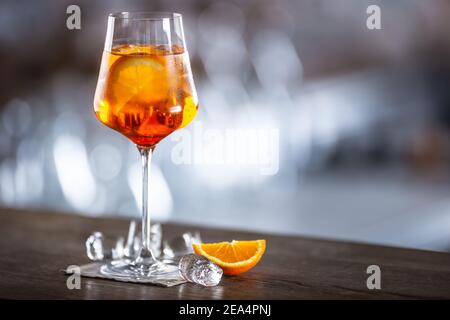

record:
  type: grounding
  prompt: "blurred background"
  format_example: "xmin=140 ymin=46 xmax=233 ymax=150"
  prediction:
xmin=1 ymin=0 xmax=450 ymax=251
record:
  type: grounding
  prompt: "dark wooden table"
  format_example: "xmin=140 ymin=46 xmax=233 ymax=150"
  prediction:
xmin=1 ymin=207 xmax=450 ymax=299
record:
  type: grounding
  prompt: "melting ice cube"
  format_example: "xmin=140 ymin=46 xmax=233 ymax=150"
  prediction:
xmin=179 ymin=254 xmax=223 ymax=287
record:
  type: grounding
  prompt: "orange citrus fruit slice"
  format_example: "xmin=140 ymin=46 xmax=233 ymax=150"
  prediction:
xmin=180 ymin=96 xmax=198 ymax=128
xmin=193 ymin=240 xmax=266 ymax=275
xmin=105 ymin=54 xmax=167 ymax=109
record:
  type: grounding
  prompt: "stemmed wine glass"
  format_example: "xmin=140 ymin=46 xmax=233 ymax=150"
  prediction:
xmin=93 ymin=12 xmax=198 ymax=280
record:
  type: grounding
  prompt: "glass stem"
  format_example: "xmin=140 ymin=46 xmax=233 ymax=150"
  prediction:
xmin=137 ymin=145 xmax=157 ymax=262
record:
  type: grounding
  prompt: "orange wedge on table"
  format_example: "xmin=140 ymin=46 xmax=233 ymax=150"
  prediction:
xmin=193 ymin=240 xmax=266 ymax=275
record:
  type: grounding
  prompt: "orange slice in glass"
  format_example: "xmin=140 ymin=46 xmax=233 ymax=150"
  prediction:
xmin=180 ymin=95 xmax=198 ymax=128
xmin=105 ymin=54 xmax=167 ymax=109
xmin=193 ymin=240 xmax=266 ymax=275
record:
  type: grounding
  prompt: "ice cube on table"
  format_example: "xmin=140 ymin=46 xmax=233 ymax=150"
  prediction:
xmin=163 ymin=232 xmax=202 ymax=260
xmin=150 ymin=223 xmax=162 ymax=257
xmin=124 ymin=220 xmax=138 ymax=259
xmin=179 ymin=254 xmax=223 ymax=287
xmin=112 ymin=237 xmax=124 ymax=260
xmin=85 ymin=222 xmax=163 ymax=261
xmin=86 ymin=232 xmax=106 ymax=261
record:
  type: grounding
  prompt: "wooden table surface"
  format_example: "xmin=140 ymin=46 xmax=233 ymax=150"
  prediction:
xmin=1 ymin=207 xmax=450 ymax=299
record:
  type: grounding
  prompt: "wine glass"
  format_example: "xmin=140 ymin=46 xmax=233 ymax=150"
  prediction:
xmin=93 ymin=12 xmax=198 ymax=280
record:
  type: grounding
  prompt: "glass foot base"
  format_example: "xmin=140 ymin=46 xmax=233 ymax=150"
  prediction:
xmin=100 ymin=259 xmax=179 ymax=281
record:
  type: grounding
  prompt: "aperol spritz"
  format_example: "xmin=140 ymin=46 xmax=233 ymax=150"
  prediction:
xmin=93 ymin=12 xmax=198 ymax=282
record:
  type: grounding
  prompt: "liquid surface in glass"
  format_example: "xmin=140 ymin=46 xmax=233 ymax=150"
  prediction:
xmin=94 ymin=44 xmax=198 ymax=146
